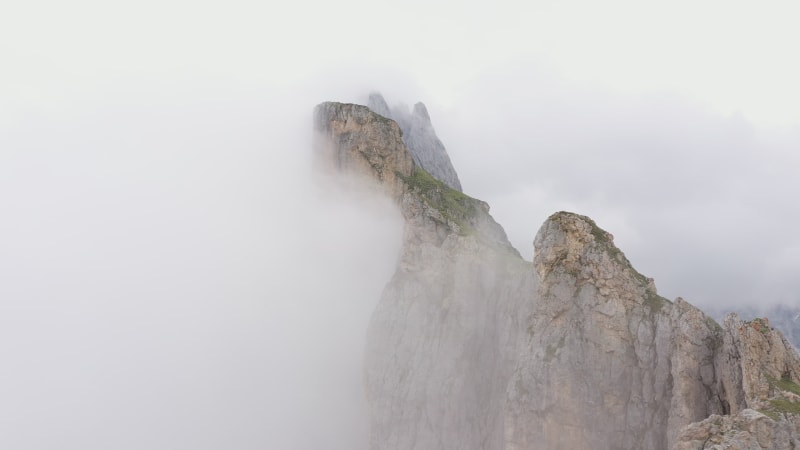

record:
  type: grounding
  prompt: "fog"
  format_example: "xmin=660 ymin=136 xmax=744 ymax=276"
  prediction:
xmin=0 ymin=81 xmax=404 ymax=448
xmin=425 ymin=63 xmax=800 ymax=310
xmin=5 ymin=0 xmax=800 ymax=447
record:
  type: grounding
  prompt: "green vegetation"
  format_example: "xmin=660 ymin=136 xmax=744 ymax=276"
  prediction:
xmin=397 ymin=167 xmax=481 ymax=235
xmin=759 ymin=409 xmax=783 ymax=421
xmin=706 ymin=316 xmax=723 ymax=332
xmin=770 ymin=375 xmax=800 ymax=396
xmin=573 ymin=212 xmax=656 ymax=288
xmin=371 ymin=112 xmax=394 ymax=126
xmin=585 ymin=215 xmax=674 ymax=315
xmin=768 ymin=398 xmax=800 ymax=416
xmin=748 ymin=317 xmax=772 ymax=335
xmin=584 ymin=215 xmax=628 ymax=266
xmin=643 ymin=292 xmax=668 ymax=315
xmin=758 ymin=375 xmax=800 ymax=419
xmin=549 ymin=211 xmax=674 ymax=315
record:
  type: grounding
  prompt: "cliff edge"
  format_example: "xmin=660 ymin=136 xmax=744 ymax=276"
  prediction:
xmin=367 ymin=92 xmax=463 ymax=192
xmin=312 ymin=100 xmax=800 ymax=450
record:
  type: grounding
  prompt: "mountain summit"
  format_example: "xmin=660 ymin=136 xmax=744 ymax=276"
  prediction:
xmin=313 ymin=100 xmax=800 ymax=450
xmin=367 ymin=92 xmax=463 ymax=192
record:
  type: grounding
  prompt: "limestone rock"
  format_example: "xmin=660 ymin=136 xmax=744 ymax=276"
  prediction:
xmin=367 ymin=92 xmax=463 ymax=192
xmin=506 ymin=212 xmax=723 ymax=450
xmin=705 ymin=304 xmax=800 ymax=351
xmin=318 ymin=100 xmax=527 ymax=450
xmin=312 ymin=100 xmax=800 ymax=450
xmin=674 ymin=410 xmax=800 ymax=450
xmin=677 ymin=313 xmax=800 ymax=449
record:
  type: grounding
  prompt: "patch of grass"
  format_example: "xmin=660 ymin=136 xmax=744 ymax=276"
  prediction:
xmin=397 ymin=167 xmax=481 ymax=235
xmin=371 ymin=113 xmax=393 ymax=125
xmin=706 ymin=316 xmax=723 ymax=332
xmin=771 ymin=376 xmax=800 ymax=396
xmin=748 ymin=317 xmax=772 ymax=335
xmin=768 ymin=398 xmax=800 ymax=416
xmin=549 ymin=211 xmax=675 ymax=313
xmin=577 ymin=213 xmax=657 ymax=288
xmin=761 ymin=375 xmax=800 ymax=418
xmin=758 ymin=409 xmax=782 ymax=421
xmin=643 ymin=292 xmax=668 ymax=315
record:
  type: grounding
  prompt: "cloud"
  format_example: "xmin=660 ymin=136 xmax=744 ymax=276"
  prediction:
xmin=0 ymin=76 xmax=403 ymax=449
xmin=432 ymin=61 xmax=800 ymax=310
xmin=4 ymin=0 xmax=800 ymax=445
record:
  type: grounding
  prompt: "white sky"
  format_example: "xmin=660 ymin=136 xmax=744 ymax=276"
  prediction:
xmin=3 ymin=0 xmax=800 ymax=448
xmin=5 ymin=0 xmax=800 ymax=124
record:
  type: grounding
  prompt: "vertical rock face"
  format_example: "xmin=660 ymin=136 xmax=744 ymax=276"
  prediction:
xmin=506 ymin=212 xmax=725 ymax=450
xmin=367 ymin=92 xmax=463 ymax=192
xmin=312 ymin=100 xmax=800 ymax=450
xmin=676 ymin=314 xmax=800 ymax=450
xmin=704 ymin=304 xmax=800 ymax=350
xmin=315 ymin=100 xmax=526 ymax=449
xmin=314 ymin=102 xmax=413 ymax=201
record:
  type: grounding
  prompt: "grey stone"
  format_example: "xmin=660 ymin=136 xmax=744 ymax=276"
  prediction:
xmin=367 ymin=92 xmax=463 ymax=192
xmin=312 ymin=100 xmax=800 ymax=450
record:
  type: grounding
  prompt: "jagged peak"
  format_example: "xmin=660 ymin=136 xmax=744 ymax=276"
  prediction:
xmin=412 ymin=101 xmax=430 ymax=121
xmin=316 ymin=100 xmax=800 ymax=449
xmin=534 ymin=211 xmax=659 ymax=299
xmin=314 ymin=100 xmax=518 ymax=255
xmin=313 ymin=101 xmax=413 ymax=201
xmin=365 ymin=92 xmax=463 ymax=192
xmin=367 ymin=92 xmax=391 ymax=119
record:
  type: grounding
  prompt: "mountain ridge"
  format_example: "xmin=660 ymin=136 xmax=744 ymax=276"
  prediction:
xmin=313 ymin=100 xmax=800 ymax=450
xmin=366 ymin=92 xmax=463 ymax=192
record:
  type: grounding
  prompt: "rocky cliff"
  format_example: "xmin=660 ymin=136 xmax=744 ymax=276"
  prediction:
xmin=312 ymin=101 xmax=800 ymax=450
xmin=705 ymin=304 xmax=800 ymax=351
xmin=367 ymin=92 xmax=463 ymax=192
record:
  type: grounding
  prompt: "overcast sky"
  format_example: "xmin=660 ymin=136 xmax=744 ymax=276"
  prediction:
xmin=3 ymin=0 xmax=800 ymax=448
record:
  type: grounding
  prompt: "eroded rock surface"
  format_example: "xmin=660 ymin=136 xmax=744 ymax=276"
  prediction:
xmin=315 ymin=100 xmax=526 ymax=450
xmin=367 ymin=92 xmax=463 ymax=192
xmin=312 ymin=100 xmax=800 ymax=450
xmin=505 ymin=212 xmax=729 ymax=450
xmin=675 ymin=410 xmax=800 ymax=450
xmin=675 ymin=314 xmax=800 ymax=449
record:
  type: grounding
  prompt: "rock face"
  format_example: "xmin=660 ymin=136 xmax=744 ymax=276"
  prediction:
xmin=676 ymin=314 xmax=800 ymax=450
xmin=312 ymin=101 xmax=800 ymax=450
xmin=367 ymin=92 xmax=463 ymax=192
xmin=506 ymin=213 xmax=720 ymax=450
xmin=705 ymin=304 xmax=800 ymax=350
xmin=675 ymin=410 xmax=800 ymax=450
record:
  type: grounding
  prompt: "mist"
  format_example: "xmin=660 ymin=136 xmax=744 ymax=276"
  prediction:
xmin=5 ymin=69 xmax=799 ymax=449
xmin=428 ymin=63 xmax=800 ymax=311
xmin=0 ymin=79 xmax=404 ymax=449
xmin=5 ymin=0 xmax=800 ymax=445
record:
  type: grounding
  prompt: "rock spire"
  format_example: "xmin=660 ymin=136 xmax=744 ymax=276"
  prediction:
xmin=367 ymin=92 xmax=463 ymax=192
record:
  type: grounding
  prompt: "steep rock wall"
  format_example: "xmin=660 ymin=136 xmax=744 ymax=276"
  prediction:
xmin=312 ymin=101 xmax=800 ymax=450
xmin=367 ymin=92 xmax=463 ymax=192
xmin=504 ymin=212 xmax=725 ymax=450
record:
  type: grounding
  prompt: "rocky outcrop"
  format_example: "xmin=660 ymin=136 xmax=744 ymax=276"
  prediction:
xmin=675 ymin=410 xmax=800 ymax=450
xmin=504 ymin=212 xmax=733 ymax=450
xmin=674 ymin=314 xmax=800 ymax=449
xmin=314 ymin=101 xmax=414 ymax=201
xmin=705 ymin=304 xmax=800 ymax=350
xmin=715 ymin=315 xmax=800 ymax=413
xmin=312 ymin=100 xmax=800 ymax=450
xmin=367 ymin=92 xmax=463 ymax=192
xmin=316 ymin=100 xmax=527 ymax=449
